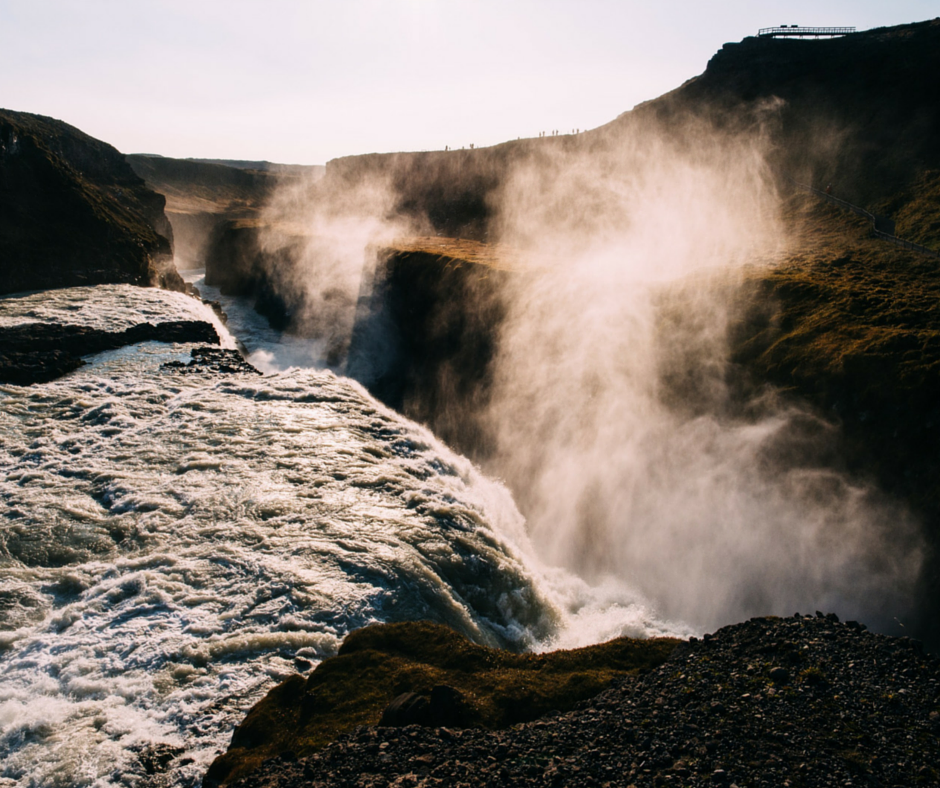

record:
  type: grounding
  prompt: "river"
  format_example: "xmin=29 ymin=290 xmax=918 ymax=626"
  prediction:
xmin=0 ymin=282 xmax=676 ymax=788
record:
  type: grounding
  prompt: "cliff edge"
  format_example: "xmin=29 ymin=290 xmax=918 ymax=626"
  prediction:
xmin=0 ymin=109 xmax=175 ymax=295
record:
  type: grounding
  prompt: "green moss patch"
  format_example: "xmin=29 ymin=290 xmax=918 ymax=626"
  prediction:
xmin=204 ymin=621 xmax=680 ymax=786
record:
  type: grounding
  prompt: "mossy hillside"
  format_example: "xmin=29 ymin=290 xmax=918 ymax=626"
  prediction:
xmin=204 ymin=621 xmax=680 ymax=786
xmin=729 ymin=192 xmax=940 ymax=640
xmin=875 ymin=169 xmax=940 ymax=251
xmin=737 ymin=194 xmax=940 ymax=405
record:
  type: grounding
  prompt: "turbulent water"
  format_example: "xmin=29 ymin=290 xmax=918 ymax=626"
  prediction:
xmin=0 ymin=283 xmax=677 ymax=788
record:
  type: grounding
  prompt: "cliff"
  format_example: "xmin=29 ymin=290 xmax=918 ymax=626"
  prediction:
xmin=126 ymin=155 xmax=279 ymax=268
xmin=126 ymin=155 xmax=325 ymax=270
xmin=324 ymin=18 xmax=940 ymax=245
xmin=347 ymin=239 xmax=513 ymax=456
xmin=0 ymin=109 xmax=176 ymax=295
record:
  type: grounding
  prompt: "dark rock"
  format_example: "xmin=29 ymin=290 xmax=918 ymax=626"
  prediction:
xmin=0 ymin=348 xmax=85 ymax=385
xmin=134 ymin=743 xmax=184 ymax=776
xmin=380 ymin=693 xmax=430 ymax=727
xmin=0 ymin=320 xmax=221 ymax=385
xmin=428 ymin=685 xmax=477 ymax=728
xmin=0 ymin=108 xmax=174 ymax=295
xmin=768 ymin=667 xmax=790 ymax=684
xmin=162 ymin=347 xmax=259 ymax=375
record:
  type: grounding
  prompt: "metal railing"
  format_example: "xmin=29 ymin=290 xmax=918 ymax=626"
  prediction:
xmin=792 ymin=180 xmax=940 ymax=260
xmin=758 ymin=26 xmax=856 ymax=38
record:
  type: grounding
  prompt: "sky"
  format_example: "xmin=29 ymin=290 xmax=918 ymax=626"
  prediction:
xmin=1 ymin=0 xmax=937 ymax=165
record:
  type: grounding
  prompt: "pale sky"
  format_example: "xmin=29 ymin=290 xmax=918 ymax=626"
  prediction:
xmin=1 ymin=1 xmax=936 ymax=164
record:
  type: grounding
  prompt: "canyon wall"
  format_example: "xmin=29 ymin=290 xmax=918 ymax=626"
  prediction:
xmin=0 ymin=109 xmax=176 ymax=295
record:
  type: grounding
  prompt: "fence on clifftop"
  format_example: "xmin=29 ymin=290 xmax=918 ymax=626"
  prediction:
xmin=758 ymin=26 xmax=856 ymax=38
xmin=792 ymin=180 xmax=940 ymax=260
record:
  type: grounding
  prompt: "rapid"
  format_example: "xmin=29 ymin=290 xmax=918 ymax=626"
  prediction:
xmin=0 ymin=283 xmax=676 ymax=788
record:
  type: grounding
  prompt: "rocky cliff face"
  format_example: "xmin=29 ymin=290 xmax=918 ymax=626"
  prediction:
xmin=0 ymin=109 xmax=175 ymax=295
xmin=347 ymin=243 xmax=509 ymax=458
xmin=126 ymin=155 xmax=279 ymax=269
xmin=204 ymin=222 xmax=307 ymax=331
xmin=643 ymin=18 xmax=940 ymax=210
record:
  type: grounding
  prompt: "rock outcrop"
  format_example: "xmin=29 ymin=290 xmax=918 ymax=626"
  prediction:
xmin=217 ymin=615 xmax=940 ymax=788
xmin=0 ymin=320 xmax=220 ymax=385
xmin=0 ymin=109 xmax=177 ymax=295
xmin=347 ymin=239 xmax=511 ymax=458
xmin=203 ymin=621 xmax=680 ymax=786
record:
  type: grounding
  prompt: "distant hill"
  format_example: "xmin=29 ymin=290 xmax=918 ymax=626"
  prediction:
xmin=186 ymin=158 xmax=325 ymax=178
xmin=125 ymin=155 xmax=324 ymax=269
xmin=128 ymin=155 xmax=286 ymax=269
xmin=0 ymin=109 xmax=178 ymax=294
xmin=126 ymin=154 xmax=277 ymax=216
xmin=323 ymin=18 xmax=940 ymax=247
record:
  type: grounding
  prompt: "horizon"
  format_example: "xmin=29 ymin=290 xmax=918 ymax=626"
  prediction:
xmin=2 ymin=0 xmax=937 ymax=166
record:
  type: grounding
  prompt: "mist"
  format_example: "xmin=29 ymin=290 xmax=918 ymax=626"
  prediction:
xmin=254 ymin=112 xmax=924 ymax=639
xmin=250 ymin=167 xmax=419 ymax=371
xmin=481 ymin=118 xmax=924 ymax=634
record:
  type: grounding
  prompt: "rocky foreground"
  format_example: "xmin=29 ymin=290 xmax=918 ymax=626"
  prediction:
xmin=227 ymin=615 xmax=939 ymax=788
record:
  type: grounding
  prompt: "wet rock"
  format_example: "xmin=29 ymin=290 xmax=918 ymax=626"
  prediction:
xmin=134 ymin=742 xmax=184 ymax=775
xmin=0 ymin=320 xmax=221 ymax=384
xmin=162 ymin=347 xmax=260 ymax=375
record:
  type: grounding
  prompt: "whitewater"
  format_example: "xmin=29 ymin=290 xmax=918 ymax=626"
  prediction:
xmin=0 ymin=283 xmax=676 ymax=788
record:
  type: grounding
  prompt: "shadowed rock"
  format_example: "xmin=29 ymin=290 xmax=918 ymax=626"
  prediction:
xmin=0 ymin=320 xmax=221 ymax=384
xmin=0 ymin=109 xmax=178 ymax=294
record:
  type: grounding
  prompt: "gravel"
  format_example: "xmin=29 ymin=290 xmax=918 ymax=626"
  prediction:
xmin=226 ymin=614 xmax=940 ymax=788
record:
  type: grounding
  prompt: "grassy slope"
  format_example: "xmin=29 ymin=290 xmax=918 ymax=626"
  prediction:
xmin=382 ymin=237 xmax=521 ymax=271
xmin=204 ymin=622 xmax=679 ymax=786
xmin=126 ymin=154 xmax=275 ymax=216
xmin=731 ymin=190 xmax=940 ymax=640
xmin=742 ymin=195 xmax=940 ymax=393
xmin=877 ymin=170 xmax=940 ymax=251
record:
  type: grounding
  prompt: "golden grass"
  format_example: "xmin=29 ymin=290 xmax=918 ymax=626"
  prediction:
xmin=382 ymin=237 xmax=524 ymax=271
xmin=738 ymin=193 xmax=940 ymax=399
